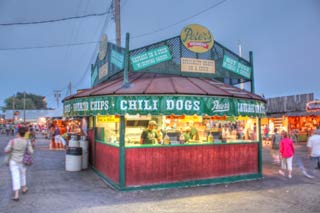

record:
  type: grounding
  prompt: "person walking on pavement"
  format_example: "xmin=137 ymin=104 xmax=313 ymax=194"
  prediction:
xmin=4 ymin=126 xmax=34 ymax=201
xmin=271 ymin=128 xmax=281 ymax=164
xmin=306 ymin=128 xmax=320 ymax=176
xmin=278 ymin=130 xmax=295 ymax=178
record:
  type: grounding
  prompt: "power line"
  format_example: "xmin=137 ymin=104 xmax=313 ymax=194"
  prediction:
xmin=132 ymin=0 xmax=227 ymax=39
xmin=0 ymin=41 xmax=98 ymax=51
xmin=0 ymin=10 xmax=110 ymax=26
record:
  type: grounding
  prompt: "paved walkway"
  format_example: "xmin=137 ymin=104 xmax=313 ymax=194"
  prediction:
xmin=0 ymin=134 xmax=319 ymax=213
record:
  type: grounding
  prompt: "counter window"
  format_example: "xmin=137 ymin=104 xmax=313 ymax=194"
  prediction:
xmin=95 ymin=115 xmax=120 ymax=144
xmin=125 ymin=115 xmax=259 ymax=146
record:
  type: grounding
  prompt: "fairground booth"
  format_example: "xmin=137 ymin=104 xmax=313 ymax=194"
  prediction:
xmin=63 ymin=24 xmax=266 ymax=190
xmin=264 ymin=93 xmax=320 ymax=142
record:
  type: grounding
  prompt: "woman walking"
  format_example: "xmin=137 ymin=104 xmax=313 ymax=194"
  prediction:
xmin=4 ymin=126 xmax=33 ymax=201
xmin=278 ymin=130 xmax=295 ymax=178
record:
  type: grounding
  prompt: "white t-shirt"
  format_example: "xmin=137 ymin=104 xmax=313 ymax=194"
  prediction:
xmin=307 ymin=134 xmax=320 ymax=157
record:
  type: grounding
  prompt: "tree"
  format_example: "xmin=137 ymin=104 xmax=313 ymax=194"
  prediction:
xmin=4 ymin=92 xmax=47 ymax=110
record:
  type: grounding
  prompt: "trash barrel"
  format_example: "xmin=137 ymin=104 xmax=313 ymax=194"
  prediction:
xmin=80 ymin=136 xmax=89 ymax=169
xmin=65 ymin=147 xmax=82 ymax=172
xmin=69 ymin=135 xmax=80 ymax=147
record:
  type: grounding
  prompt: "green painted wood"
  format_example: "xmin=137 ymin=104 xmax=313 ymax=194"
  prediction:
xmin=125 ymin=141 xmax=259 ymax=149
xmin=96 ymin=140 xmax=120 ymax=148
xmin=119 ymin=115 xmax=126 ymax=188
xmin=258 ymin=118 xmax=262 ymax=174
xmin=114 ymin=173 xmax=261 ymax=191
xmin=93 ymin=116 xmax=97 ymax=167
xmin=123 ymin=33 xmax=129 ymax=86
xmin=92 ymin=167 xmax=120 ymax=190
xmin=249 ymin=51 xmax=255 ymax=93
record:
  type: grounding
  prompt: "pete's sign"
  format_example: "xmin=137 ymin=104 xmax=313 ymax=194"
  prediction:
xmin=180 ymin=24 xmax=214 ymax=53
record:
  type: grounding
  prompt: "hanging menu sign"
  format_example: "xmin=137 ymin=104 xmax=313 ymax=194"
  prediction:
xmin=110 ymin=50 xmax=124 ymax=69
xmin=222 ymin=55 xmax=251 ymax=79
xmin=181 ymin=58 xmax=215 ymax=73
xmin=130 ymin=46 xmax=172 ymax=71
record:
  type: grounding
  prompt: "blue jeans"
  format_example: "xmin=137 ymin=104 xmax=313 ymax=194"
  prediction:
xmin=309 ymin=156 xmax=320 ymax=175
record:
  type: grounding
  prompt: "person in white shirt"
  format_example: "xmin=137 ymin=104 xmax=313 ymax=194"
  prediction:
xmin=307 ymin=129 xmax=320 ymax=176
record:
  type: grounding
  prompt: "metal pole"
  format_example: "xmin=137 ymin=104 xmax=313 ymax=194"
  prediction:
xmin=249 ymin=51 xmax=255 ymax=93
xmin=123 ymin=32 xmax=129 ymax=86
xmin=258 ymin=117 xmax=262 ymax=175
xmin=119 ymin=115 xmax=126 ymax=189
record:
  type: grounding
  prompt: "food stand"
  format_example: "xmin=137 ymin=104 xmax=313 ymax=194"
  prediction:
xmin=63 ymin=24 xmax=266 ymax=190
xmin=264 ymin=94 xmax=320 ymax=142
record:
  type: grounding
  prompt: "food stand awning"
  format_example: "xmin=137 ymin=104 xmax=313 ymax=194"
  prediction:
xmin=63 ymin=72 xmax=266 ymax=117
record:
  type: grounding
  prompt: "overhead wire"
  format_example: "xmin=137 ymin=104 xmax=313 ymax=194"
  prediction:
xmin=1 ymin=0 xmax=227 ymax=107
xmin=0 ymin=0 xmax=226 ymax=51
xmin=0 ymin=10 xmax=109 ymax=26
xmin=72 ymin=1 xmax=114 ymax=90
xmin=131 ymin=0 xmax=227 ymax=39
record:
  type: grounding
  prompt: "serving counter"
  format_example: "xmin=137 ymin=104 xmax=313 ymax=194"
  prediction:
xmin=88 ymin=127 xmax=260 ymax=190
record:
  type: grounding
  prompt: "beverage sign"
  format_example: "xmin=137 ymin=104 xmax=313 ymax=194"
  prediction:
xmin=181 ymin=58 xmax=215 ymax=74
xmin=180 ymin=24 xmax=214 ymax=53
xmin=222 ymin=55 xmax=251 ymax=79
xmin=110 ymin=50 xmax=124 ymax=69
xmin=130 ymin=46 xmax=172 ymax=71
xmin=306 ymin=100 xmax=320 ymax=112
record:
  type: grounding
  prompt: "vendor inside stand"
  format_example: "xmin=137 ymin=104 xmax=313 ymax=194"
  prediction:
xmin=94 ymin=114 xmax=259 ymax=146
xmin=140 ymin=120 xmax=160 ymax=144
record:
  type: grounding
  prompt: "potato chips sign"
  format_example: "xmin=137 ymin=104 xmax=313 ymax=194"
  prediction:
xmin=180 ymin=24 xmax=214 ymax=53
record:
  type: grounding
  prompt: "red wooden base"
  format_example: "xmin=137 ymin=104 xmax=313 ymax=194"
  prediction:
xmin=95 ymin=142 xmax=120 ymax=184
xmin=125 ymin=143 xmax=258 ymax=186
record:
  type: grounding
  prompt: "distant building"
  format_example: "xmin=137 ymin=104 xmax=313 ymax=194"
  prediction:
xmin=3 ymin=109 xmax=62 ymax=123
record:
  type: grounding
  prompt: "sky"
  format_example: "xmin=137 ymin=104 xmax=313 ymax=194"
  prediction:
xmin=0 ymin=0 xmax=320 ymax=112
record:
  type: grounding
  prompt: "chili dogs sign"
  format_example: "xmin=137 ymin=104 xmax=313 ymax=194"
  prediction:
xmin=180 ymin=24 xmax=214 ymax=53
xmin=64 ymin=96 xmax=266 ymax=117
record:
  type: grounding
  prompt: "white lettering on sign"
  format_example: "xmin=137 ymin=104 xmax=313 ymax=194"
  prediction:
xmin=211 ymin=100 xmax=230 ymax=113
xmin=237 ymin=103 xmax=265 ymax=114
xmin=64 ymin=104 xmax=71 ymax=113
xmin=120 ymin=100 xmax=158 ymax=111
xmin=166 ymin=100 xmax=200 ymax=111
xmin=73 ymin=102 xmax=89 ymax=112
xmin=90 ymin=101 xmax=109 ymax=111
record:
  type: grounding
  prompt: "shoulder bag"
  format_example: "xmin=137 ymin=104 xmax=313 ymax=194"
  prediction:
xmin=23 ymin=141 xmax=33 ymax=166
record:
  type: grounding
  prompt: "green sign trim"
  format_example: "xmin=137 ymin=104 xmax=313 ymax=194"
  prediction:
xmin=222 ymin=55 xmax=251 ymax=79
xmin=63 ymin=95 xmax=266 ymax=117
xmin=130 ymin=46 xmax=172 ymax=71
xmin=110 ymin=50 xmax=124 ymax=69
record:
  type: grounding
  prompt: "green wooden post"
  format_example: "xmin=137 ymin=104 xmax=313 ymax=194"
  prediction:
xmin=123 ymin=33 xmax=130 ymax=87
xmin=119 ymin=115 xmax=126 ymax=188
xmin=258 ymin=117 xmax=262 ymax=175
xmin=249 ymin=51 xmax=255 ymax=93
xmin=93 ymin=116 xmax=97 ymax=167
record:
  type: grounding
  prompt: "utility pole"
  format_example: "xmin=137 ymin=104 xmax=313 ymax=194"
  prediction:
xmin=68 ymin=82 xmax=72 ymax=96
xmin=115 ymin=0 xmax=121 ymax=46
xmin=54 ymin=90 xmax=61 ymax=108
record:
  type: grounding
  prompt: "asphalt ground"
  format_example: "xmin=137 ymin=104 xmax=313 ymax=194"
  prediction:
xmin=0 ymin=134 xmax=319 ymax=213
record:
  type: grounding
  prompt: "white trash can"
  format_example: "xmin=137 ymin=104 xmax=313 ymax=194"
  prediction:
xmin=69 ymin=135 xmax=80 ymax=147
xmin=65 ymin=147 xmax=82 ymax=172
xmin=80 ymin=136 xmax=89 ymax=169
